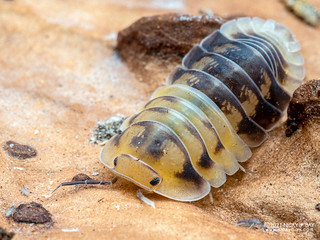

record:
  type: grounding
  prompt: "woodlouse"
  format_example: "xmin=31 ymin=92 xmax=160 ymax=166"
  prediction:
xmin=99 ymin=17 xmax=305 ymax=202
xmin=53 ymin=17 xmax=305 ymax=203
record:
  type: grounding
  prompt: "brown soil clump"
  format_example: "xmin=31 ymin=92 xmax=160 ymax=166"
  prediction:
xmin=286 ymin=79 xmax=320 ymax=136
xmin=11 ymin=202 xmax=52 ymax=224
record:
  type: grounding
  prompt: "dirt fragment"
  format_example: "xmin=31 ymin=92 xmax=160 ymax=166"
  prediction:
xmin=116 ymin=13 xmax=224 ymax=59
xmin=12 ymin=202 xmax=52 ymax=224
xmin=2 ymin=141 xmax=37 ymax=159
xmin=72 ymin=173 xmax=92 ymax=182
xmin=286 ymin=79 xmax=320 ymax=137
xmin=316 ymin=203 xmax=320 ymax=211
xmin=0 ymin=226 xmax=14 ymax=240
xmin=116 ymin=13 xmax=225 ymax=89
xmin=90 ymin=115 xmax=126 ymax=144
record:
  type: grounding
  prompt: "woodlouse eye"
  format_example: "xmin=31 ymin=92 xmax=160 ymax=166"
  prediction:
xmin=149 ymin=177 xmax=160 ymax=186
xmin=114 ymin=157 xmax=118 ymax=166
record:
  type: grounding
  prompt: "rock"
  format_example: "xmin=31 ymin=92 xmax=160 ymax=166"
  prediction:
xmin=12 ymin=202 xmax=52 ymax=224
xmin=2 ymin=141 xmax=37 ymax=159
xmin=286 ymin=79 xmax=320 ymax=137
xmin=117 ymin=13 xmax=224 ymax=59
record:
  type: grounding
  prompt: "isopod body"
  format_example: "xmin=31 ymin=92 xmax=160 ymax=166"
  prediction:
xmin=100 ymin=17 xmax=305 ymax=201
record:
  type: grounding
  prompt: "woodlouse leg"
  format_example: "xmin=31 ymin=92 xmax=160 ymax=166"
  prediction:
xmin=208 ymin=191 xmax=214 ymax=204
xmin=136 ymin=189 xmax=155 ymax=208
xmin=49 ymin=177 xmax=118 ymax=196
xmin=238 ymin=164 xmax=246 ymax=173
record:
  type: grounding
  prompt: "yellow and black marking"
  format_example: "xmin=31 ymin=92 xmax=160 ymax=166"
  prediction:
xmin=126 ymin=107 xmax=227 ymax=187
xmin=100 ymin=17 xmax=304 ymax=202
xmin=219 ymin=17 xmax=305 ymax=95
xmin=180 ymin=46 xmax=283 ymax=130
xmin=101 ymin=120 xmax=211 ymax=201
xmin=167 ymin=67 xmax=267 ymax=146
xmin=141 ymin=95 xmax=241 ymax=175
xmin=201 ymin=30 xmax=291 ymax=111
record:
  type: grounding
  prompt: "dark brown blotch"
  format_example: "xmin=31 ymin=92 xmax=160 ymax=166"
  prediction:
xmin=143 ymin=107 xmax=202 ymax=143
xmin=145 ymin=96 xmax=179 ymax=109
xmin=201 ymin=119 xmax=214 ymax=130
xmin=198 ymin=151 xmax=214 ymax=168
xmin=130 ymin=123 xmax=153 ymax=148
xmin=146 ymin=132 xmax=167 ymax=159
xmin=214 ymin=140 xmax=224 ymax=154
xmin=183 ymin=121 xmax=202 ymax=140
xmin=149 ymin=107 xmax=169 ymax=114
xmin=3 ymin=141 xmax=37 ymax=159
xmin=12 ymin=202 xmax=52 ymax=224
xmin=175 ymin=161 xmax=203 ymax=185
xmin=130 ymin=132 xmax=148 ymax=148
xmin=161 ymin=95 xmax=179 ymax=103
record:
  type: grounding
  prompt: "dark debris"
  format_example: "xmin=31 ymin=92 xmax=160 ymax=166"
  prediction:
xmin=117 ymin=13 xmax=224 ymax=59
xmin=90 ymin=115 xmax=126 ymax=144
xmin=12 ymin=202 xmax=52 ymax=224
xmin=72 ymin=173 xmax=92 ymax=182
xmin=2 ymin=141 xmax=37 ymax=159
xmin=0 ymin=226 xmax=14 ymax=240
xmin=286 ymin=79 xmax=320 ymax=137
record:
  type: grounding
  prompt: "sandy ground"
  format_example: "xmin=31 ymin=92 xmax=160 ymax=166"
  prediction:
xmin=0 ymin=0 xmax=319 ymax=239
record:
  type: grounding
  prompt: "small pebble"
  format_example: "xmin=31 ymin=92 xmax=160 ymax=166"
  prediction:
xmin=21 ymin=187 xmax=30 ymax=196
xmin=72 ymin=173 xmax=92 ymax=182
xmin=3 ymin=141 xmax=37 ymax=159
xmin=12 ymin=202 xmax=52 ymax=224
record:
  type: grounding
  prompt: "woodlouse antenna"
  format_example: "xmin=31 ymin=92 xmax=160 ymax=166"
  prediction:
xmin=50 ymin=177 xmax=118 ymax=196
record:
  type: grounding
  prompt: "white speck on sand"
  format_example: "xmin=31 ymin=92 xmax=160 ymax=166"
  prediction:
xmin=61 ymin=228 xmax=79 ymax=232
xmin=13 ymin=167 xmax=24 ymax=171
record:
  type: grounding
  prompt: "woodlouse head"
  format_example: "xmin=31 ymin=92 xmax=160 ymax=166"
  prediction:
xmin=108 ymin=153 xmax=162 ymax=191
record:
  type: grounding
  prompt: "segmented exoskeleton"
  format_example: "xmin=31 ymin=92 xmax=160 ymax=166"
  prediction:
xmin=100 ymin=17 xmax=305 ymax=201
